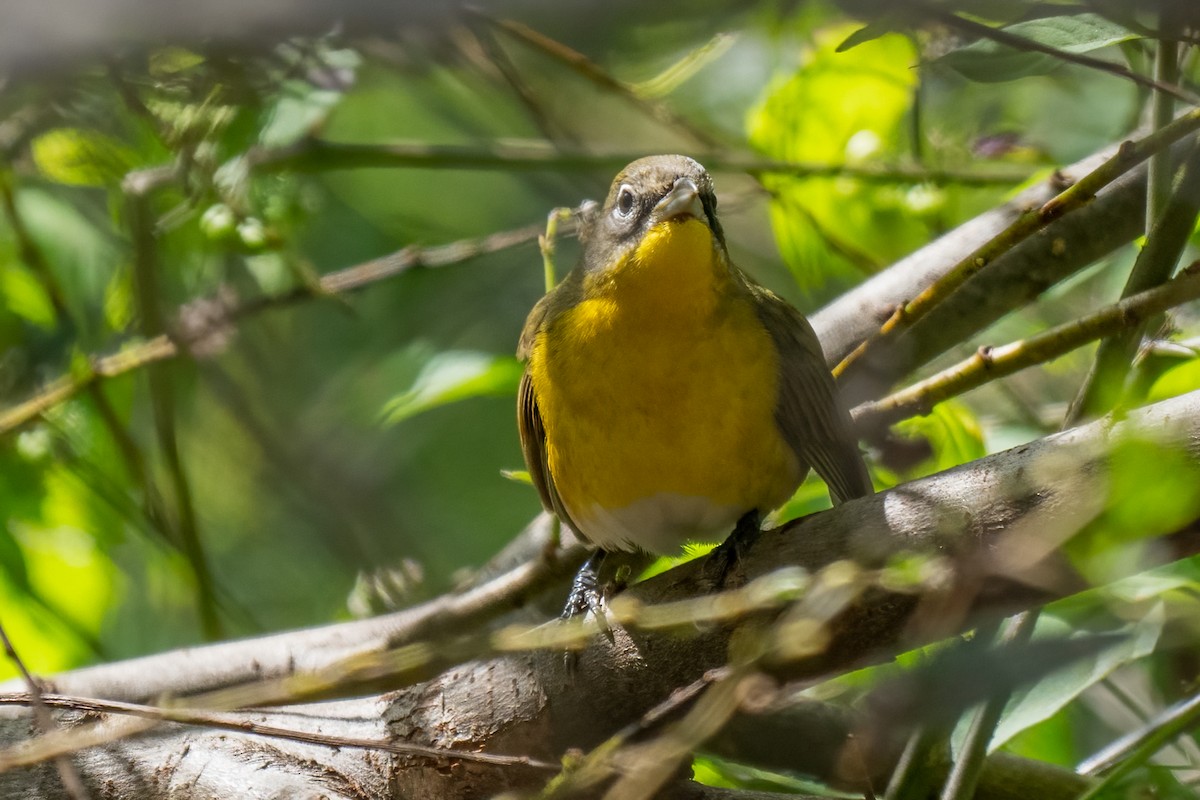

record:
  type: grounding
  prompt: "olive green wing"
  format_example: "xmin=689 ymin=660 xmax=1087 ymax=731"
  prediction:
xmin=749 ymin=284 xmax=873 ymax=505
xmin=517 ymin=279 xmax=586 ymax=537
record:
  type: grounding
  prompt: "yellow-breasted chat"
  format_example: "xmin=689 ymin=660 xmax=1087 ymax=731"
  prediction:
xmin=517 ymin=155 xmax=872 ymax=615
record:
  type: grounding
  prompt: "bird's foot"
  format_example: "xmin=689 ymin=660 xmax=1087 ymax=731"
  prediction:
xmin=561 ymin=550 xmax=615 ymax=639
xmin=705 ymin=510 xmax=762 ymax=589
xmin=561 ymin=550 xmax=606 ymax=618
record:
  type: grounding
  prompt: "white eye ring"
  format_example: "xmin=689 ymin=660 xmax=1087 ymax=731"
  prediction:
xmin=615 ymin=185 xmax=635 ymax=217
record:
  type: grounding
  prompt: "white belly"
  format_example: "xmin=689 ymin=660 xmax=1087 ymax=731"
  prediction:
xmin=574 ymin=493 xmax=746 ymax=554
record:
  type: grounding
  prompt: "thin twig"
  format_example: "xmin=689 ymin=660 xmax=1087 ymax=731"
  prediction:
xmin=1067 ymin=138 xmax=1200 ymax=424
xmin=0 ymin=692 xmax=556 ymax=771
xmin=0 ymin=216 xmax=566 ymax=439
xmin=600 ymin=668 xmax=759 ymax=800
xmin=541 ymin=564 xmax=868 ymax=800
xmin=474 ymin=11 xmax=724 ymax=149
xmin=457 ymin=20 xmax=582 ymax=146
xmin=885 ymin=724 xmax=942 ymax=800
xmin=537 ymin=669 xmax=733 ymax=799
xmin=852 ymin=261 xmax=1200 ymax=430
xmin=126 ymin=190 xmax=222 ymax=641
xmin=0 ymin=162 xmax=196 ymax=577
xmin=938 ymin=612 xmax=1039 ymax=800
xmin=0 ymin=621 xmax=90 ymax=800
xmin=0 ymin=565 xmax=819 ymax=773
xmin=1074 ymin=691 xmax=1200 ymax=799
xmin=247 ymin=137 xmax=1034 ymax=186
xmin=1147 ymin=16 xmax=1180 ymax=229
xmin=1077 ymin=690 xmax=1200 ymax=779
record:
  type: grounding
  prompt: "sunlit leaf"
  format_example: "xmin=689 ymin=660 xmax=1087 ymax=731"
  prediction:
xmin=102 ymin=268 xmax=134 ymax=332
xmin=836 ymin=17 xmax=904 ymax=52
xmin=500 ymin=469 xmax=532 ymax=485
xmin=31 ymin=128 xmax=137 ymax=187
xmin=148 ymin=46 xmax=205 ymax=75
xmin=1 ymin=266 xmax=56 ymax=328
xmin=1145 ymin=357 xmax=1200 ymax=403
xmin=693 ymin=754 xmax=859 ymax=797
xmin=936 ymin=13 xmax=1140 ymax=83
xmin=381 ymin=351 xmax=523 ymax=426
xmin=880 ymin=400 xmax=985 ymax=482
xmin=748 ymin=25 xmax=921 ymax=287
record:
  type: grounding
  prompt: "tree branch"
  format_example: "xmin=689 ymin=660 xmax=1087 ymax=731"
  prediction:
xmin=2 ymin=390 xmax=1198 ymax=798
xmin=833 ymin=107 xmax=1200 ymax=385
xmin=248 ymin=137 xmax=1032 ymax=186
xmin=853 ymin=261 xmax=1200 ymax=431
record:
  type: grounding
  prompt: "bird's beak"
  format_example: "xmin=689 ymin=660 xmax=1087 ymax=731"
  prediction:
xmin=655 ymin=177 xmax=705 ymax=222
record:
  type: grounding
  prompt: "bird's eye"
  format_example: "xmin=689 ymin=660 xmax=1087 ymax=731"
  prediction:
xmin=615 ymin=185 xmax=635 ymax=217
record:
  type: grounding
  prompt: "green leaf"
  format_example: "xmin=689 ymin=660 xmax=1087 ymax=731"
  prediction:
xmin=936 ymin=13 xmax=1140 ymax=83
xmin=500 ymin=469 xmax=532 ymax=485
xmin=0 ymin=525 xmax=32 ymax=595
xmin=16 ymin=188 xmax=119 ymax=312
xmin=1146 ymin=357 xmax=1200 ymax=403
xmin=955 ymin=603 xmax=1164 ymax=755
xmin=748 ymin=24 xmax=921 ymax=287
xmin=1 ymin=266 xmax=56 ymax=328
xmin=1002 ymin=706 xmax=1079 ymax=768
xmin=884 ymin=400 xmax=986 ymax=481
xmin=259 ymin=80 xmax=349 ymax=148
xmin=693 ymin=754 xmax=860 ymax=797
xmin=381 ymin=351 xmax=523 ymax=426
xmin=102 ymin=268 xmax=134 ymax=332
xmin=30 ymin=128 xmax=137 ymax=187
xmin=836 ymin=17 xmax=904 ymax=52
xmin=148 ymin=46 xmax=205 ymax=75
xmin=1065 ymin=439 xmax=1200 ymax=584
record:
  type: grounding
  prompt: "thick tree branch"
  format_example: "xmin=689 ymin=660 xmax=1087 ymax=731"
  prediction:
xmin=2 ymin=390 xmax=1198 ymax=799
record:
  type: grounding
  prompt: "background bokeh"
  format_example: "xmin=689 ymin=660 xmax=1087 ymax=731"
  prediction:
xmin=3 ymin=2 xmax=1200 ymax=790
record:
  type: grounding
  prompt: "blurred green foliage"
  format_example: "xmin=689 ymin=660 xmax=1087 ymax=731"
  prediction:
xmin=750 ymin=25 xmax=925 ymax=287
xmin=1 ymin=1 xmax=1200 ymax=795
xmin=935 ymin=14 xmax=1142 ymax=83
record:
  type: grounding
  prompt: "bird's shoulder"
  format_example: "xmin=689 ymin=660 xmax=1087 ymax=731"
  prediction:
xmin=517 ymin=269 xmax=585 ymax=359
xmin=730 ymin=270 xmax=826 ymax=361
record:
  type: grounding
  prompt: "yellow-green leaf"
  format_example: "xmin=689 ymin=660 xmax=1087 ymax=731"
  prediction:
xmin=748 ymin=24 xmax=920 ymax=288
xmin=1 ymin=266 xmax=56 ymax=328
xmin=31 ymin=128 xmax=137 ymax=187
xmin=381 ymin=351 xmax=523 ymax=426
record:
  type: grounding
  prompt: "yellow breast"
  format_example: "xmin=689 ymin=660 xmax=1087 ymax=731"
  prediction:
xmin=529 ymin=218 xmax=801 ymax=553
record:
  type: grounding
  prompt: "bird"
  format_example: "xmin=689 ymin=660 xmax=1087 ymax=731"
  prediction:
xmin=517 ymin=155 xmax=872 ymax=616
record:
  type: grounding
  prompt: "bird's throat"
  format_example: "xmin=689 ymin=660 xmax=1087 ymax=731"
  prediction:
xmin=590 ymin=218 xmax=726 ymax=323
